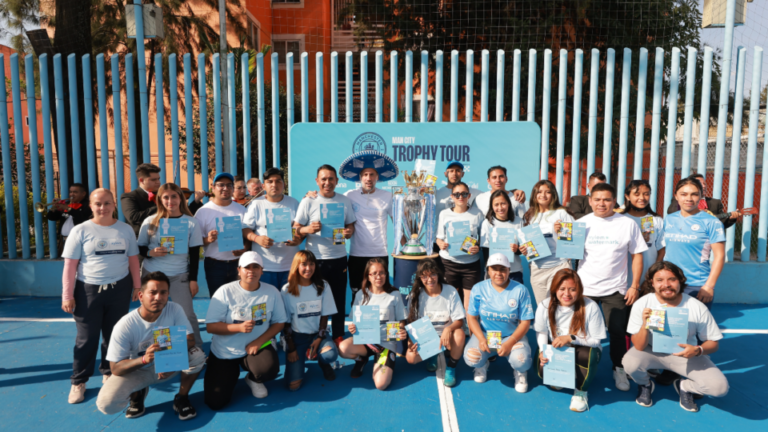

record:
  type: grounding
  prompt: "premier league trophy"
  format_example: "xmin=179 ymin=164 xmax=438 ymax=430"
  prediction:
xmin=393 ymin=171 xmax=436 ymax=256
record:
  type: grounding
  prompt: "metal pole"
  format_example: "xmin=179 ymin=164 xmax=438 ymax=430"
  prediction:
xmin=219 ymin=0 xmax=230 ymax=172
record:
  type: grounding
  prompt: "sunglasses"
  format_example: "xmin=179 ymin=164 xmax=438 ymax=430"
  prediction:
xmin=452 ymin=192 xmax=470 ymax=199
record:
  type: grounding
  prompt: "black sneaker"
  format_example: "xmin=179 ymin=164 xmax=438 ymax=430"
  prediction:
xmin=635 ymin=381 xmax=654 ymax=407
xmin=350 ymin=356 xmax=369 ymax=379
xmin=125 ymin=387 xmax=149 ymax=418
xmin=674 ymin=379 xmax=700 ymax=412
xmin=173 ymin=394 xmax=197 ymax=421
xmin=655 ymin=369 xmax=680 ymax=386
xmin=319 ymin=362 xmax=336 ymax=381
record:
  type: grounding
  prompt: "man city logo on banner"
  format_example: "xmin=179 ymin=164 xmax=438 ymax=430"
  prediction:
xmin=353 ymin=132 xmax=387 ymax=154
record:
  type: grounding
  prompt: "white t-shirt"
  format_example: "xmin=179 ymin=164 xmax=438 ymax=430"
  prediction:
xmin=205 ymin=280 xmax=287 ymax=359
xmin=281 ymin=281 xmax=338 ymax=335
xmin=625 ymin=213 xmax=666 ymax=287
xmin=627 ymin=293 xmax=723 ymax=347
xmin=410 ymin=284 xmax=466 ymax=333
xmin=137 ymin=215 xmax=204 ymax=277
xmin=294 ymin=193 xmax=357 ymax=260
xmin=526 ymin=208 xmax=575 ymax=269
xmin=475 ymin=190 xmax=527 ymax=221
xmin=533 ymin=297 xmax=606 ymax=350
xmin=480 ymin=218 xmax=524 ymax=274
xmin=578 ymin=213 xmax=648 ymax=297
xmin=62 ymin=220 xmax=140 ymax=285
xmin=241 ymin=195 xmax=300 ymax=272
xmin=349 ymin=290 xmax=406 ymax=351
xmin=344 ymin=188 xmax=394 ymax=257
xmin=106 ymin=302 xmax=193 ymax=369
xmin=436 ymin=207 xmax=484 ymax=264
xmin=194 ymin=201 xmax=247 ymax=261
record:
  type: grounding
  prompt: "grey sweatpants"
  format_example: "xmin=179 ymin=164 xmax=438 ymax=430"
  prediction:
xmin=622 ymin=346 xmax=729 ymax=397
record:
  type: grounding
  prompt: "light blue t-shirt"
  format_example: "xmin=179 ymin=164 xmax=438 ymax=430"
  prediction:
xmin=206 ymin=280 xmax=287 ymax=359
xmin=281 ymin=281 xmax=338 ymax=335
xmin=294 ymin=193 xmax=357 ymax=260
xmin=468 ymin=279 xmax=534 ymax=338
xmin=242 ymin=195 xmax=301 ymax=272
xmin=349 ymin=290 xmax=406 ymax=351
xmin=664 ymin=212 xmax=725 ymax=286
xmin=62 ymin=220 xmax=140 ymax=285
xmin=106 ymin=302 xmax=193 ymax=370
xmin=137 ymin=215 xmax=204 ymax=277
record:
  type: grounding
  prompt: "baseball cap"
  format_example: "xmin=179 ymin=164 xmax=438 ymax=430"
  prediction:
xmin=446 ymin=161 xmax=464 ymax=171
xmin=238 ymin=251 xmax=263 ymax=268
xmin=486 ymin=253 xmax=510 ymax=269
xmin=213 ymin=172 xmax=235 ymax=183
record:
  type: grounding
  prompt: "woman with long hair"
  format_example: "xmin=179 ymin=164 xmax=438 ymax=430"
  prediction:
xmin=521 ymin=180 xmax=575 ymax=304
xmin=534 ymin=269 xmax=606 ymax=412
xmin=404 ymin=259 xmax=466 ymax=387
xmin=338 ymin=258 xmax=406 ymax=390
xmin=617 ymin=180 xmax=665 ymax=288
xmin=137 ymin=183 xmax=204 ymax=347
xmin=280 ymin=251 xmax=339 ymax=390
xmin=480 ymin=189 xmax=524 ymax=283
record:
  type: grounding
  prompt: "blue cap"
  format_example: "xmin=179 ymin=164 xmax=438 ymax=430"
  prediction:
xmin=446 ymin=161 xmax=464 ymax=171
xmin=213 ymin=172 xmax=235 ymax=183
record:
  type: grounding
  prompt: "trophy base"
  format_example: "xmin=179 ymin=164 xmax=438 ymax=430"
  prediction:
xmin=401 ymin=242 xmax=428 ymax=256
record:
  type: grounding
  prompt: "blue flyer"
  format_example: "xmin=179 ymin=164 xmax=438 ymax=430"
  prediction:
xmin=353 ymin=305 xmax=381 ymax=345
xmin=266 ymin=208 xmax=293 ymax=243
xmin=158 ymin=218 xmax=189 ymax=254
xmin=488 ymin=226 xmax=518 ymax=262
xmin=556 ymin=222 xmax=586 ymax=260
xmin=216 ymin=216 xmax=244 ymax=252
xmin=542 ymin=345 xmax=576 ymax=389
xmin=653 ymin=307 xmax=690 ymax=354
xmin=406 ymin=316 xmax=445 ymax=360
xmin=320 ymin=202 xmax=345 ymax=238
xmin=446 ymin=220 xmax=472 ymax=257
xmin=519 ymin=224 xmax=552 ymax=262
xmin=153 ymin=326 xmax=189 ymax=374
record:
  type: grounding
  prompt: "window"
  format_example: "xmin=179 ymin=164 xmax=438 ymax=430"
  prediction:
xmin=247 ymin=20 xmax=259 ymax=50
xmin=272 ymin=0 xmax=304 ymax=8
xmin=272 ymin=34 xmax=305 ymax=68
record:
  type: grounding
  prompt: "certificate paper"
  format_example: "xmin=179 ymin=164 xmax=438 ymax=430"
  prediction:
xmin=153 ymin=326 xmax=190 ymax=373
xmin=353 ymin=305 xmax=381 ymax=345
xmin=519 ymin=224 xmax=552 ymax=262
xmin=217 ymin=216 xmax=244 ymax=252
xmin=158 ymin=218 xmax=189 ymax=254
xmin=556 ymin=222 xmax=586 ymax=260
xmin=320 ymin=203 xmax=345 ymax=238
xmin=266 ymin=208 xmax=293 ymax=243
xmin=406 ymin=317 xmax=444 ymax=360
xmin=488 ymin=226 xmax=517 ymax=262
xmin=446 ymin=220 xmax=472 ymax=257
xmin=652 ymin=307 xmax=689 ymax=354
xmin=542 ymin=345 xmax=576 ymax=389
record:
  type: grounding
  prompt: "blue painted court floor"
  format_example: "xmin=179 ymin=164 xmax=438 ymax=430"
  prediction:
xmin=1 ymin=297 xmax=766 ymax=431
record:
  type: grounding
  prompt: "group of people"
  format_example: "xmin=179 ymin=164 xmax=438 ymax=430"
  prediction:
xmin=58 ymin=153 xmax=734 ymax=420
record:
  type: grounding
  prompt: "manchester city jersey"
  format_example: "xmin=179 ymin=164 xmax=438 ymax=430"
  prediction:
xmin=468 ymin=279 xmax=534 ymax=338
xmin=664 ymin=211 xmax=725 ymax=286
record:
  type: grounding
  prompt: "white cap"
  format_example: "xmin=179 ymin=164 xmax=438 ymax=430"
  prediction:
xmin=238 ymin=251 xmax=263 ymax=268
xmin=486 ymin=253 xmax=511 ymax=269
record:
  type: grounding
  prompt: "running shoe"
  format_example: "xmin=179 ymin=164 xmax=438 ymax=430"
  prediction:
xmin=674 ymin=379 xmax=700 ymax=413
xmin=350 ymin=356 xmax=369 ymax=378
xmin=173 ymin=394 xmax=197 ymax=421
xmin=245 ymin=376 xmax=268 ymax=398
xmin=514 ymin=369 xmax=528 ymax=393
xmin=473 ymin=362 xmax=490 ymax=383
xmin=125 ymin=387 xmax=149 ymax=418
xmin=613 ymin=367 xmax=630 ymax=391
xmin=443 ymin=367 xmax=457 ymax=387
xmin=570 ymin=390 xmax=589 ymax=412
xmin=635 ymin=381 xmax=655 ymax=407
xmin=68 ymin=383 xmax=85 ymax=404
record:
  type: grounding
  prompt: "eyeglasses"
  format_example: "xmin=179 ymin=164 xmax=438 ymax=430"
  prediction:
xmin=452 ymin=192 xmax=470 ymax=199
xmin=214 ymin=183 xmax=234 ymax=189
xmin=420 ymin=273 xmax=437 ymax=280
xmin=369 ymin=272 xmax=387 ymax=277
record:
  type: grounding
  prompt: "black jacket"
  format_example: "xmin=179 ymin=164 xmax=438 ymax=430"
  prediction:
xmin=121 ymin=188 xmax=157 ymax=236
xmin=46 ymin=199 xmax=93 ymax=235
xmin=568 ymin=195 xmax=593 ymax=220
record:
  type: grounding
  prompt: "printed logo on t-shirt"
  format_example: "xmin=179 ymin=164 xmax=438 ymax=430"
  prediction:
xmin=233 ymin=308 xmax=249 ymax=324
xmin=138 ymin=338 xmax=153 ymax=356
xmin=297 ymin=300 xmax=322 ymax=318
xmin=691 ymin=224 xmax=701 ymax=231
xmin=94 ymin=238 xmax=127 ymax=255
xmin=507 ymin=299 xmax=517 ymax=308
xmin=426 ymin=310 xmax=450 ymax=326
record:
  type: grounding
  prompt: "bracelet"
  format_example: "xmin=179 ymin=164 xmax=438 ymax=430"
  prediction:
xmin=141 ymin=354 xmax=148 ymax=365
xmin=696 ymin=346 xmax=704 ymax=357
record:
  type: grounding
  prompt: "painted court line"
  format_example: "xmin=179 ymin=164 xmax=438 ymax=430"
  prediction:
xmin=436 ymin=353 xmax=460 ymax=432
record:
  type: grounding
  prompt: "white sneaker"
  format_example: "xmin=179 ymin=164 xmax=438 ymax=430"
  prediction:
xmin=570 ymin=390 xmax=589 ymax=412
xmin=514 ymin=370 xmax=528 ymax=393
xmin=473 ymin=362 xmax=490 ymax=383
xmin=614 ymin=367 xmax=630 ymax=391
xmin=102 ymin=375 xmax=110 ymax=384
xmin=68 ymin=383 xmax=86 ymax=404
xmin=245 ymin=376 xmax=268 ymax=398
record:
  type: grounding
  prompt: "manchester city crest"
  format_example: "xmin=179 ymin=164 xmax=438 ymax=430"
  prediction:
xmin=352 ymin=132 xmax=387 ymax=154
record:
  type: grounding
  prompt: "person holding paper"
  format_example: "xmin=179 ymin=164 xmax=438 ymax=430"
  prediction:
xmin=204 ymin=252 xmax=287 ymax=409
xmin=474 ymin=165 xmax=527 ymax=222
xmin=339 ymin=259 xmax=407 ymax=390
xmin=295 ymin=165 xmax=357 ymax=344
xmin=97 ymin=272 xmax=204 ymax=421
xmin=578 ymin=182 xmax=647 ymax=392
xmin=61 ymin=189 xmax=142 ymax=405
xmin=436 ymin=182 xmax=484 ymax=311
xmin=521 ymin=180 xmax=575 ymax=305
xmin=195 ymin=172 xmax=247 ymax=297
xmin=481 ymin=190 xmax=524 ymax=284
xmin=243 ymin=168 xmax=303 ymax=290
xmin=137 ymin=183 xmax=204 ymax=348
xmin=281 ymin=251 xmax=340 ymax=390
xmin=463 ymin=254 xmax=534 ymax=392
xmin=623 ymin=261 xmax=728 ymax=412
xmin=404 ymin=259 xmax=466 ymax=387
xmin=664 ymin=176 xmax=725 ymax=310
xmin=534 ymin=269 xmax=606 ymax=412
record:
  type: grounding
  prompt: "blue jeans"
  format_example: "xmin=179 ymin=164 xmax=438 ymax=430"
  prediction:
xmin=204 ymin=258 xmax=240 ymax=297
xmin=261 ymin=271 xmax=290 ymax=290
xmin=284 ymin=332 xmax=339 ymax=384
xmin=463 ymin=333 xmax=532 ymax=371
xmin=684 ymin=285 xmax=714 ymax=311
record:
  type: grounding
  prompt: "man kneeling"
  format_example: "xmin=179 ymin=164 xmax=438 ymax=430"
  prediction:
xmin=97 ymin=271 xmax=204 ymax=420
xmin=623 ymin=261 xmax=729 ymax=413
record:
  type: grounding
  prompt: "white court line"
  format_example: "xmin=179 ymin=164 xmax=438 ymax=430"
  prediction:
xmin=720 ymin=329 xmax=768 ymax=334
xmin=436 ymin=353 xmax=460 ymax=432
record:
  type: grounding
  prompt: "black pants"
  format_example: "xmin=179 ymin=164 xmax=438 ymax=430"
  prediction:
xmin=204 ymin=346 xmax=280 ymax=411
xmin=317 ymin=256 xmax=349 ymax=339
xmin=71 ymin=275 xmax=132 ymax=385
xmin=204 ymin=257 xmax=240 ymax=297
xmin=536 ymin=345 xmax=602 ymax=391
xmin=441 ymin=258 xmax=482 ymax=303
xmin=348 ymin=255 xmax=388 ymax=307
xmin=587 ymin=291 xmax=629 ymax=369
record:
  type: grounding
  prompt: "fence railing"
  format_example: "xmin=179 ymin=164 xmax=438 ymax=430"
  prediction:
xmin=0 ymin=46 xmax=766 ymax=263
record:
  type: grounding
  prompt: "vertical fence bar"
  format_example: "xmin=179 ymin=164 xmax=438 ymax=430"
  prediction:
xmin=616 ymin=48 xmax=632 ymax=204
xmin=496 ymin=49 xmax=504 ymax=122
xmin=662 ymin=47 xmax=680 ymax=216
xmin=316 ymin=53 xmax=324 ymax=123
xmin=302 ymin=53 xmax=309 ymax=124
xmin=331 ymin=52 xmax=338 ymax=123
xmin=435 ymin=51 xmax=443 ymax=122
xmin=227 ymin=54 xmax=237 ymax=176
xmin=527 ymin=49 xmax=537 ymax=122
xmin=421 ymin=50 xmax=428 ymax=122
xmin=360 ymin=51 xmax=367 ymax=123
xmin=133 ymin=1 xmax=150 ymax=162
xmin=212 ymin=54 xmax=222 ymax=175
xmin=570 ymin=49 xmax=584 ymax=199
xmin=451 ymin=50 xmax=458 ymax=123
xmin=601 ymin=49 xmax=616 ymax=183
xmin=633 ymin=48 xmax=648 ymax=180
xmin=97 ymin=55 xmax=110 ymax=189
xmin=67 ymin=54 xmax=82 ymax=183
xmin=406 ymin=51 xmax=413 ymax=123
xmin=586 ymin=49 xmax=599 ymax=181
xmin=742 ymin=47 xmax=762 ymax=262
xmin=345 ymin=52 xmax=352 ymax=123
xmin=111 ymin=55 xmax=125 ymax=221
xmin=243 ymin=53 xmax=251 ymax=176
xmin=681 ymin=48 xmax=698 ymax=177
xmin=286 ymin=52 xmax=294 ymax=193
xmin=0 ymin=54 xmax=15 ymax=258
xmin=512 ymin=50 xmax=521 ymax=122
xmin=649 ymin=48 xmax=665 ymax=210
xmin=82 ymin=55 xmax=97 ymax=190
xmin=555 ymin=49 xmax=567 ymax=195
xmin=758 ymin=69 xmax=768 ymax=262
xmin=126 ymin=54 xmax=138 ymax=190
xmin=465 ymin=50 xmax=474 ymax=123
xmin=480 ymin=49 xmax=488 ymax=122
xmin=390 ymin=51 xmax=398 ymax=123
xmin=376 ymin=51 xmax=383 ymax=123
xmin=25 ymin=55 xmax=43 ymax=258
xmin=169 ymin=55 xmax=180 ymax=185
xmin=154 ymin=54 xmax=166 ymax=183
xmin=55 ymin=55 xmax=69 ymax=196
xmin=40 ymin=54 xmax=58 ymax=255
xmin=697 ymin=48 xmax=714 ymax=175
xmin=540 ymin=49 xmax=552 ymax=180
xmin=184 ymin=54 xmax=194 ymax=189
xmin=198 ymin=53 xmax=209 ymax=193
xmin=725 ymin=47 xmax=747 ymax=261
xmin=10 ymin=55 xmax=31 ymax=257
xmin=256 ymin=53 xmax=266 ymax=178
xmin=713 ymin=0 xmax=738 ymax=200
xmin=271 ymin=53 xmax=280 ymax=169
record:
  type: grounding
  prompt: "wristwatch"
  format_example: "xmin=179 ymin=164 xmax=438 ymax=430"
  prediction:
xmin=696 ymin=346 xmax=704 ymax=356
xmin=570 ymin=335 xmax=576 ymax=341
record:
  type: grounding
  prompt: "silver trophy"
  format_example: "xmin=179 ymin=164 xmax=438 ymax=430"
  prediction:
xmin=393 ymin=171 xmax=435 ymax=256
